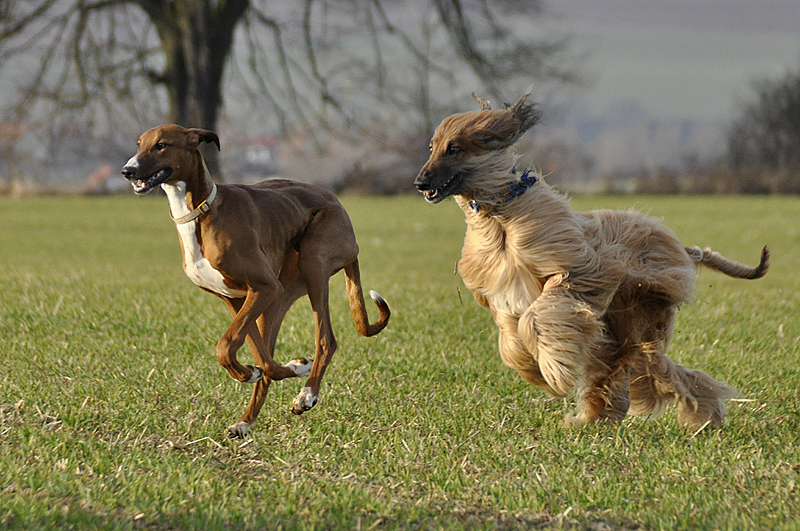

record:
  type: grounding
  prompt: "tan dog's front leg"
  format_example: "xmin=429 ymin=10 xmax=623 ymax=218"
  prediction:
xmin=492 ymin=310 xmax=554 ymax=393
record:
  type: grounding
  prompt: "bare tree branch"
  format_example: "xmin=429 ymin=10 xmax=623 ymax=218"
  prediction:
xmin=1 ymin=0 xmax=579 ymax=186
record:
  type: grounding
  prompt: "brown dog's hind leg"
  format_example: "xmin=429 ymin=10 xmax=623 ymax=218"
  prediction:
xmin=291 ymin=257 xmax=338 ymax=415
xmin=256 ymin=251 xmax=314 ymax=380
xmin=290 ymin=210 xmax=359 ymax=415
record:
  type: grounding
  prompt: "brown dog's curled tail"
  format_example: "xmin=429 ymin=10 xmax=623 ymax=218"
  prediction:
xmin=686 ymin=245 xmax=770 ymax=279
xmin=344 ymin=260 xmax=391 ymax=337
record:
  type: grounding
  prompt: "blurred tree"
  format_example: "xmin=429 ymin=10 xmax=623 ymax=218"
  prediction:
xmin=727 ymin=64 xmax=800 ymax=171
xmin=0 ymin=0 xmax=577 ymax=180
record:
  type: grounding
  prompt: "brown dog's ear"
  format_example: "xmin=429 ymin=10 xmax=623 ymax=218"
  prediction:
xmin=186 ymin=128 xmax=221 ymax=151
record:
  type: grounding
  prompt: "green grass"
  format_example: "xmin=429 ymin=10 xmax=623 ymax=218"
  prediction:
xmin=0 ymin=193 xmax=798 ymax=530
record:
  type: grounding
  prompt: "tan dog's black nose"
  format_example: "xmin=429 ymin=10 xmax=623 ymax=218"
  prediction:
xmin=414 ymin=170 xmax=431 ymax=191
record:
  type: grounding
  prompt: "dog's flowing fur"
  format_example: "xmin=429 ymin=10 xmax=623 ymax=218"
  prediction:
xmin=415 ymin=92 xmax=769 ymax=429
xmin=122 ymin=124 xmax=390 ymax=437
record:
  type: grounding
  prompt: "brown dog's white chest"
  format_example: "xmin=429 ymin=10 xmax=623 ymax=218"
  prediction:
xmin=162 ymin=182 xmax=247 ymax=298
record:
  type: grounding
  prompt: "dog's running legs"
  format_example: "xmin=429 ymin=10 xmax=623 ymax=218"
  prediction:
xmin=217 ymin=288 xmax=277 ymax=383
xmin=517 ymin=275 xmax=628 ymax=425
xmin=290 ymin=251 xmax=344 ymax=415
xmin=257 ymin=252 xmax=313 ymax=380
xmin=224 ymin=291 xmax=312 ymax=438
xmin=221 ymin=293 xmax=288 ymax=382
xmin=492 ymin=310 xmax=555 ymax=394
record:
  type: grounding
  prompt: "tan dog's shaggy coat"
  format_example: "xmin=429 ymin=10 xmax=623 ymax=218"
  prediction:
xmin=414 ymin=92 xmax=769 ymax=429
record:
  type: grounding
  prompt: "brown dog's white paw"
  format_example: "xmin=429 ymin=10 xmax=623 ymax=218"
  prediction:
xmin=245 ymin=365 xmax=264 ymax=383
xmin=285 ymin=358 xmax=313 ymax=377
xmin=291 ymin=387 xmax=318 ymax=415
xmin=228 ymin=421 xmax=254 ymax=438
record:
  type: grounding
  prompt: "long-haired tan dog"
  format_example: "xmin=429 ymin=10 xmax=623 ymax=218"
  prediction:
xmin=414 ymin=92 xmax=769 ymax=429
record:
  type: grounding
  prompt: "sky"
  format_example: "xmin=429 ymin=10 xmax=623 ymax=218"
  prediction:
xmin=542 ymin=0 xmax=800 ymax=122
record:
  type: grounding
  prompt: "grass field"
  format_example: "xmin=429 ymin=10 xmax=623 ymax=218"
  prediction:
xmin=1 ymin=193 xmax=798 ymax=530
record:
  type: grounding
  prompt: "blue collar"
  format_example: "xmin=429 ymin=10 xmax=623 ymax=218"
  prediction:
xmin=469 ymin=168 xmax=538 ymax=214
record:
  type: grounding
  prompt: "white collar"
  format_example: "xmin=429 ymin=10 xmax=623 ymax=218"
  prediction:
xmin=171 ymin=182 xmax=217 ymax=225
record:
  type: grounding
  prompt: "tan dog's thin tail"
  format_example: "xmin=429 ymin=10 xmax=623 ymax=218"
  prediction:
xmin=686 ymin=245 xmax=770 ymax=280
xmin=344 ymin=260 xmax=390 ymax=337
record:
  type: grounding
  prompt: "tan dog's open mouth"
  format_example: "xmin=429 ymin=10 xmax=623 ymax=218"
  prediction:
xmin=421 ymin=173 xmax=462 ymax=204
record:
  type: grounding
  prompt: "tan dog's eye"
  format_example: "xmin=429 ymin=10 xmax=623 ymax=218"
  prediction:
xmin=428 ymin=143 xmax=433 ymax=153
xmin=445 ymin=143 xmax=461 ymax=156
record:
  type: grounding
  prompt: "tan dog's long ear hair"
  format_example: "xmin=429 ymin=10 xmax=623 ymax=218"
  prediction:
xmin=468 ymin=90 xmax=541 ymax=151
xmin=186 ymin=128 xmax=221 ymax=151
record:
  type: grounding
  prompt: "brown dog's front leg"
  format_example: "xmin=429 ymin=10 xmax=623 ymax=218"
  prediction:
xmin=244 ymin=321 xmax=311 ymax=381
xmin=217 ymin=300 xmax=264 ymax=383
xmin=228 ymin=378 xmax=272 ymax=438
xmin=219 ymin=294 xmax=272 ymax=383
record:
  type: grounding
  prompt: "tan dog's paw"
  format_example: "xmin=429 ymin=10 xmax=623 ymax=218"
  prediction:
xmin=564 ymin=413 xmax=587 ymax=428
xmin=228 ymin=421 xmax=254 ymax=438
xmin=285 ymin=358 xmax=313 ymax=377
xmin=291 ymin=387 xmax=318 ymax=415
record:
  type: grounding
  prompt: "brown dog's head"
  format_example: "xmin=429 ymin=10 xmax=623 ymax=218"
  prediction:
xmin=414 ymin=91 xmax=541 ymax=203
xmin=121 ymin=123 xmax=220 ymax=195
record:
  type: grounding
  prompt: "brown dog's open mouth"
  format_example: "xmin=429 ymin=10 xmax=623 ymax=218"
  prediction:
xmin=422 ymin=173 xmax=462 ymax=204
xmin=131 ymin=168 xmax=172 ymax=195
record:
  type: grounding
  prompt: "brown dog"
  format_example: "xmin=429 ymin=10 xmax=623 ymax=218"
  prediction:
xmin=122 ymin=124 xmax=390 ymax=437
xmin=414 ymin=92 xmax=768 ymax=429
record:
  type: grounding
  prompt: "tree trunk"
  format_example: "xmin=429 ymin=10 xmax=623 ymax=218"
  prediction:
xmin=143 ymin=0 xmax=249 ymax=182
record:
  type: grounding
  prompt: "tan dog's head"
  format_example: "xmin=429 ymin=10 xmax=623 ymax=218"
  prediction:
xmin=121 ymin=123 xmax=220 ymax=195
xmin=414 ymin=92 xmax=541 ymax=203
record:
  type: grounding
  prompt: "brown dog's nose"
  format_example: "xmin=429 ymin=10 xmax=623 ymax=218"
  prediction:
xmin=414 ymin=170 xmax=431 ymax=191
xmin=121 ymin=165 xmax=137 ymax=180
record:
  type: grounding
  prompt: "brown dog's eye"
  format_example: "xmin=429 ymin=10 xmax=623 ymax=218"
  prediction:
xmin=155 ymin=142 xmax=166 ymax=150
xmin=445 ymin=143 xmax=461 ymax=156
